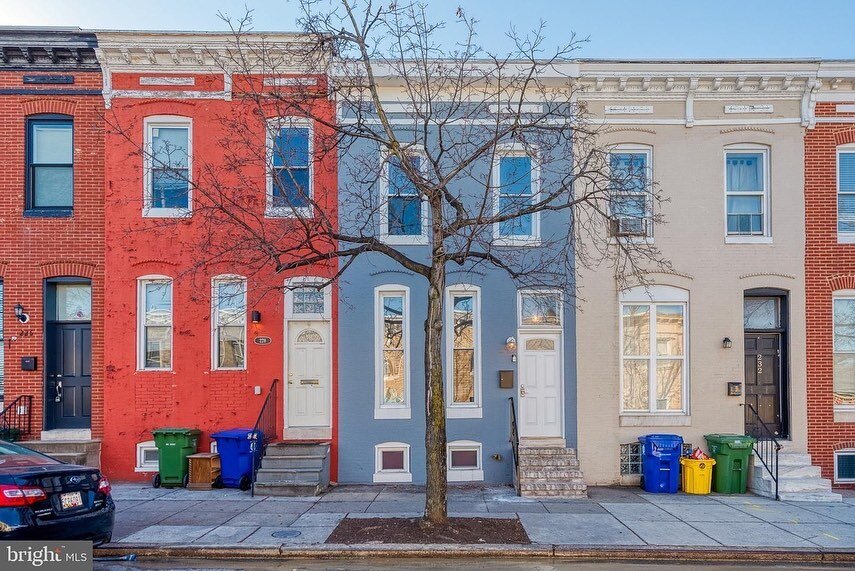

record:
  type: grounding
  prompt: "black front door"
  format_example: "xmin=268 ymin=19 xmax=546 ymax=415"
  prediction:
xmin=744 ymin=333 xmax=782 ymax=437
xmin=45 ymin=322 xmax=91 ymax=430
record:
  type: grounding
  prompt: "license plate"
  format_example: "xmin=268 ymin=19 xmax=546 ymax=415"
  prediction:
xmin=60 ymin=491 xmax=83 ymax=510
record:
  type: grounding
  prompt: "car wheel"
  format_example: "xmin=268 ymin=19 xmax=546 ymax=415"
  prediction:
xmin=239 ymin=475 xmax=251 ymax=491
xmin=152 ymin=473 xmax=161 ymax=488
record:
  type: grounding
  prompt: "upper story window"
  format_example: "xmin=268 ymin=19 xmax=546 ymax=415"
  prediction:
xmin=493 ymin=147 xmax=539 ymax=244
xmin=382 ymin=149 xmax=427 ymax=244
xmin=609 ymin=147 xmax=652 ymax=237
xmin=267 ymin=118 xmax=312 ymax=218
xmin=446 ymin=286 xmax=481 ymax=417
xmin=26 ymin=115 xmax=73 ymax=214
xmin=620 ymin=285 xmax=688 ymax=415
xmin=375 ymin=285 xmax=410 ymax=419
xmin=212 ymin=277 xmax=247 ymax=370
xmin=833 ymin=291 xmax=855 ymax=410
xmin=838 ymin=145 xmax=855 ymax=242
xmin=138 ymin=277 xmax=173 ymax=370
xmin=725 ymin=146 xmax=770 ymax=242
xmin=144 ymin=117 xmax=191 ymax=217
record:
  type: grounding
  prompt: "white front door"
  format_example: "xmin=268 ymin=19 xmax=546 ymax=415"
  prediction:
xmin=518 ymin=333 xmax=563 ymax=438
xmin=286 ymin=321 xmax=330 ymax=428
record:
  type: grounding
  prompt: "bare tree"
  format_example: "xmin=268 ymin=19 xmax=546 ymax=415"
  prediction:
xmin=107 ymin=1 xmax=667 ymax=525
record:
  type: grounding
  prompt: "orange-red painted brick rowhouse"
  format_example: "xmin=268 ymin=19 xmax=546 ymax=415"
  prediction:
xmin=805 ymin=64 xmax=855 ymax=488
xmin=0 ymin=29 xmax=104 ymax=448
xmin=98 ymin=31 xmax=338 ymax=482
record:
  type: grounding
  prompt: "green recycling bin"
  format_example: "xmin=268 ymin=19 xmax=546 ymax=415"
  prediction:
xmin=704 ymin=433 xmax=756 ymax=494
xmin=152 ymin=428 xmax=201 ymax=488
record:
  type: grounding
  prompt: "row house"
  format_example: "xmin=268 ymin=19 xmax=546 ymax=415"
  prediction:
xmin=0 ymin=28 xmax=104 ymax=465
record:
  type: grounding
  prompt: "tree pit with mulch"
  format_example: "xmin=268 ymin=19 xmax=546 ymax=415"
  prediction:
xmin=326 ymin=517 xmax=530 ymax=545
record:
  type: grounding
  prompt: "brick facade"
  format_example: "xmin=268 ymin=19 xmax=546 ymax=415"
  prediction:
xmin=805 ymin=100 xmax=855 ymax=487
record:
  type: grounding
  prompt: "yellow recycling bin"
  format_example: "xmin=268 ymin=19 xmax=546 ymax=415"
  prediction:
xmin=680 ymin=457 xmax=716 ymax=495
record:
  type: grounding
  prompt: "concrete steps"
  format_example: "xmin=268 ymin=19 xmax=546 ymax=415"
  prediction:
xmin=516 ymin=445 xmax=587 ymax=499
xmin=749 ymin=451 xmax=842 ymax=502
xmin=253 ymin=442 xmax=330 ymax=497
xmin=18 ymin=439 xmax=101 ymax=468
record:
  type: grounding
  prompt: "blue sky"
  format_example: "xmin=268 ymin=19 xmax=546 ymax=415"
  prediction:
xmin=1 ymin=0 xmax=851 ymax=59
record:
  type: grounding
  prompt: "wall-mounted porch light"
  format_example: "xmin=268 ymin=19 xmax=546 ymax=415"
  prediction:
xmin=14 ymin=304 xmax=30 ymax=324
xmin=722 ymin=337 xmax=733 ymax=349
xmin=505 ymin=336 xmax=517 ymax=352
xmin=251 ymin=310 xmax=262 ymax=324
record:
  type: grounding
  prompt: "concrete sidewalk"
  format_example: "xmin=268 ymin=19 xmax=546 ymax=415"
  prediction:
xmin=104 ymin=483 xmax=855 ymax=556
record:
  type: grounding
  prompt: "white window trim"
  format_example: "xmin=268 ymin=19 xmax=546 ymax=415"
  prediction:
xmin=447 ymin=439 xmax=484 ymax=482
xmin=285 ymin=276 xmax=332 ymax=320
xmin=445 ymin=285 xmax=482 ymax=418
xmin=137 ymin=275 xmax=173 ymax=371
xmin=724 ymin=144 xmax=771 ymax=243
xmin=134 ymin=440 xmax=158 ymax=472
xmin=211 ymin=275 xmax=248 ymax=371
xmin=619 ymin=285 xmax=690 ymax=415
xmin=266 ymin=116 xmax=314 ymax=218
xmin=833 ymin=289 xmax=855 ymax=412
xmin=834 ymin=449 xmax=855 ymax=483
xmin=143 ymin=115 xmax=193 ymax=218
xmin=608 ymin=144 xmax=654 ymax=239
xmin=518 ymin=288 xmax=563 ymax=331
xmin=373 ymin=442 xmax=412 ymax=483
xmin=492 ymin=143 xmax=541 ymax=246
xmin=375 ymin=284 xmax=411 ymax=419
xmin=379 ymin=145 xmax=429 ymax=245
xmin=837 ymin=144 xmax=855 ymax=243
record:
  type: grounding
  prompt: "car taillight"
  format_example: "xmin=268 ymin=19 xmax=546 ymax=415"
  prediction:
xmin=97 ymin=477 xmax=111 ymax=496
xmin=0 ymin=484 xmax=47 ymax=507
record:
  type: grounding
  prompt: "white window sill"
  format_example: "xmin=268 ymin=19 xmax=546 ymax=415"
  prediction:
xmin=609 ymin=236 xmax=653 ymax=245
xmin=373 ymin=471 xmax=412 ymax=483
xmin=382 ymin=234 xmax=429 ymax=246
xmin=447 ymin=469 xmax=484 ymax=482
xmin=265 ymin=207 xmax=312 ymax=219
xmin=834 ymin=407 xmax=855 ymax=423
xmin=134 ymin=466 xmax=158 ymax=473
xmin=446 ymin=406 xmax=483 ymax=419
xmin=211 ymin=367 xmax=247 ymax=372
xmin=493 ymin=237 xmax=541 ymax=247
xmin=374 ymin=406 xmax=411 ymax=420
xmin=136 ymin=368 xmax=174 ymax=373
xmin=725 ymin=235 xmax=773 ymax=244
xmin=838 ymin=234 xmax=855 ymax=244
xmin=144 ymin=208 xmax=191 ymax=218
xmin=619 ymin=414 xmax=691 ymax=427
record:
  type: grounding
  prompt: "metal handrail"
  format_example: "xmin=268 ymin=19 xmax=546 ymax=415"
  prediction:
xmin=508 ymin=397 xmax=520 ymax=494
xmin=250 ymin=379 xmax=278 ymax=497
xmin=0 ymin=395 xmax=33 ymax=441
xmin=742 ymin=402 xmax=782 ymax=501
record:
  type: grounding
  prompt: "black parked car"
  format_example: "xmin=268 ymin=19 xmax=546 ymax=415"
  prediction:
xmin=0 ymin=440 xmax=114 ymax=544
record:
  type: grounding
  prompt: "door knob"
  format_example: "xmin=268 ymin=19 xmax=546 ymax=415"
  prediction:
xmin=520 ymin=385 xmax=526 ymax=397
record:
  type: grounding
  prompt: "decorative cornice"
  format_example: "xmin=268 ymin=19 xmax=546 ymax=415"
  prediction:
xmin=739 ymin=272 xmax=797 ymax=280
xmin=604 ymin=127 xmax=657 ymax=135
xmin=719 ymin=126 xmax=776 ymax=135
xmin=130 ymin=258 xmax=180 ymax=268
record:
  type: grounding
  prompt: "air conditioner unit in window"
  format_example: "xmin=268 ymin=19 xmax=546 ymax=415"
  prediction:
xmin=610 ymin=217 xmax=648 ymax=237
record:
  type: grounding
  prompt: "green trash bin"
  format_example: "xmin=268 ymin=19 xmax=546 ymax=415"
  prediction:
xmin=152 ymin=428 xmax=201 ymax=488
xmin=704 ymin=433 xmax=756 ymax=494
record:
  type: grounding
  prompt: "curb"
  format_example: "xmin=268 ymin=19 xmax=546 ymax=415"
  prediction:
xmin=95 ymin=543 xmax=855 ymax=563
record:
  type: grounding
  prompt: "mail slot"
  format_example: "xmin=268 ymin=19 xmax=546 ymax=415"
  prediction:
xmin=300 ymin=379 xmax=320 ymax=385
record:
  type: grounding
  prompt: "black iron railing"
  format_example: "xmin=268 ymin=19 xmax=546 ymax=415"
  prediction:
xmin=743 ymin=402 xmax=782 ymax=501
xmin=508 ymin=397 xmax=520 ymax=494
xmin=250 ymin=379 xmax=278 ymax=497
xmin=0 ymin=395 xmax=33 ymax=442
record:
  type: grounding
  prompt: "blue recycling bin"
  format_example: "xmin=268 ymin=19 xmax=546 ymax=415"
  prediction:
xmin=211 ymin=429 xmax=263 ymax=490
xmin=638 ymin=434 xmax=683 ymax=494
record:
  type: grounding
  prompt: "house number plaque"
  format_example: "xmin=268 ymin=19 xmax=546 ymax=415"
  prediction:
xmin=254 ymin=336 xmax=272 ymax=345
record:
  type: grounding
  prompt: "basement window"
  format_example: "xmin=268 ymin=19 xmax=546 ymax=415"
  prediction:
xmin=447 ymin=440 xmax=484 ymax=482
xmin=135 ymin=440 xmax=159 ymax=472
xmin=835 ymin=450 xmax=855 ymax=483
xmin=620 ymin=443 xmax=642 ymax=475
xmin=373 ymin=442 xmax=411 ymax=483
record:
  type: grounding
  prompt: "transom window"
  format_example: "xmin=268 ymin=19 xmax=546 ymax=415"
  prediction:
xmin=833 ymin=293 xmax=855 ymax=409
xmin=383 ymin=152 xmax=426 ymax=243
xmin=725 ymin=148 xmax=769 ymax=238
xmin=744 ymin=297 xmax=780 ymax=330
xmin=519 ymin=290 xmax=562 ymax=327
xmin=293 ymin=287 xmax=324 ymax=314
xmin=494 ymin=149 xmax=539 ymax=242
xmin=375 ymin=286 xmax=410 ymax=418
xmin=621 ymin=286 xmax=688 ymax=414
xmin=213 ymin=278 xmax=246 ymax=370
xmin=145 ymin=117 xmax=191 ymax=216
xmin=267 ymin=119 xmax=312 ymax=217
xmin=27 ymin=116 xmax=73 ymax=212
xmin=55 ymin=284 xmax=92 ymax=321
xmin=139 ymin=278 xmax=173 ymax=370
xmin=609 ymin=148 xmax=652 ymax=237
xmin=838 ymin=146 xmax=855 ymax=239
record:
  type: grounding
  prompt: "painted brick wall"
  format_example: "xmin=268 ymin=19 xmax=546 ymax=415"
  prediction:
xmin=805 ymin=101 xmax=855 ymax=488
xmin=0 ymin=69 xmax=105 ymax=439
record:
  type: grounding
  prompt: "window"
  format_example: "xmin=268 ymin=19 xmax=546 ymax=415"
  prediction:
xmin=144 ymin=117 xmax=191 ymax=216
xmin=55 ymin=284 xmax=91 ymax=321
xmin=725 ymin=147 xmax=769 ymax=240
xmin=0 ymin=281 xmax=4 ymax=397
xmin=833 ymin=292 xmax=855 ymax=410
xmin=620 ymin=443 xmax=642 ymax=475
xmin=447 ymin=440 xmax=483 ymax=482
xmin=267 ymin=118 xmax=312 ymax=217
xmin=446 ymin=286 xmax=481 ymax=417
xmin=519 ymin=290 xmax=562 ymax=327
xmin=620 ymin=285 xmax=688 ymax=414
xmin=838 ymin=146 xmax=855 ymax=241
xmin=493 ymin=147 xmax=539 ymax=243
xmin=285 ymin=277 xmax=331 ymax=319
xmin=744 ymin=297 xmax=780 ymax=330
xmin=375 ymin=286 xmax=410 ymax=419
xmin=135 ymin=441 xmax=159 ymax=472
xmin=609 ymin=148 xmax=651 ymax=237
xmin=26 ymin=115 xmax=73 ymax=212
xmin=382 ymin=149 xmax=426 ymax=244
xmin=138 ymin=277 xmax=173 ymax=370
xmin=373 ymin=442 xmax=412 ymax=483
xmin=212 ymin=277 xmax=246 ymax=370
xmin=835 ymin=450 xmax=855 ymax=483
